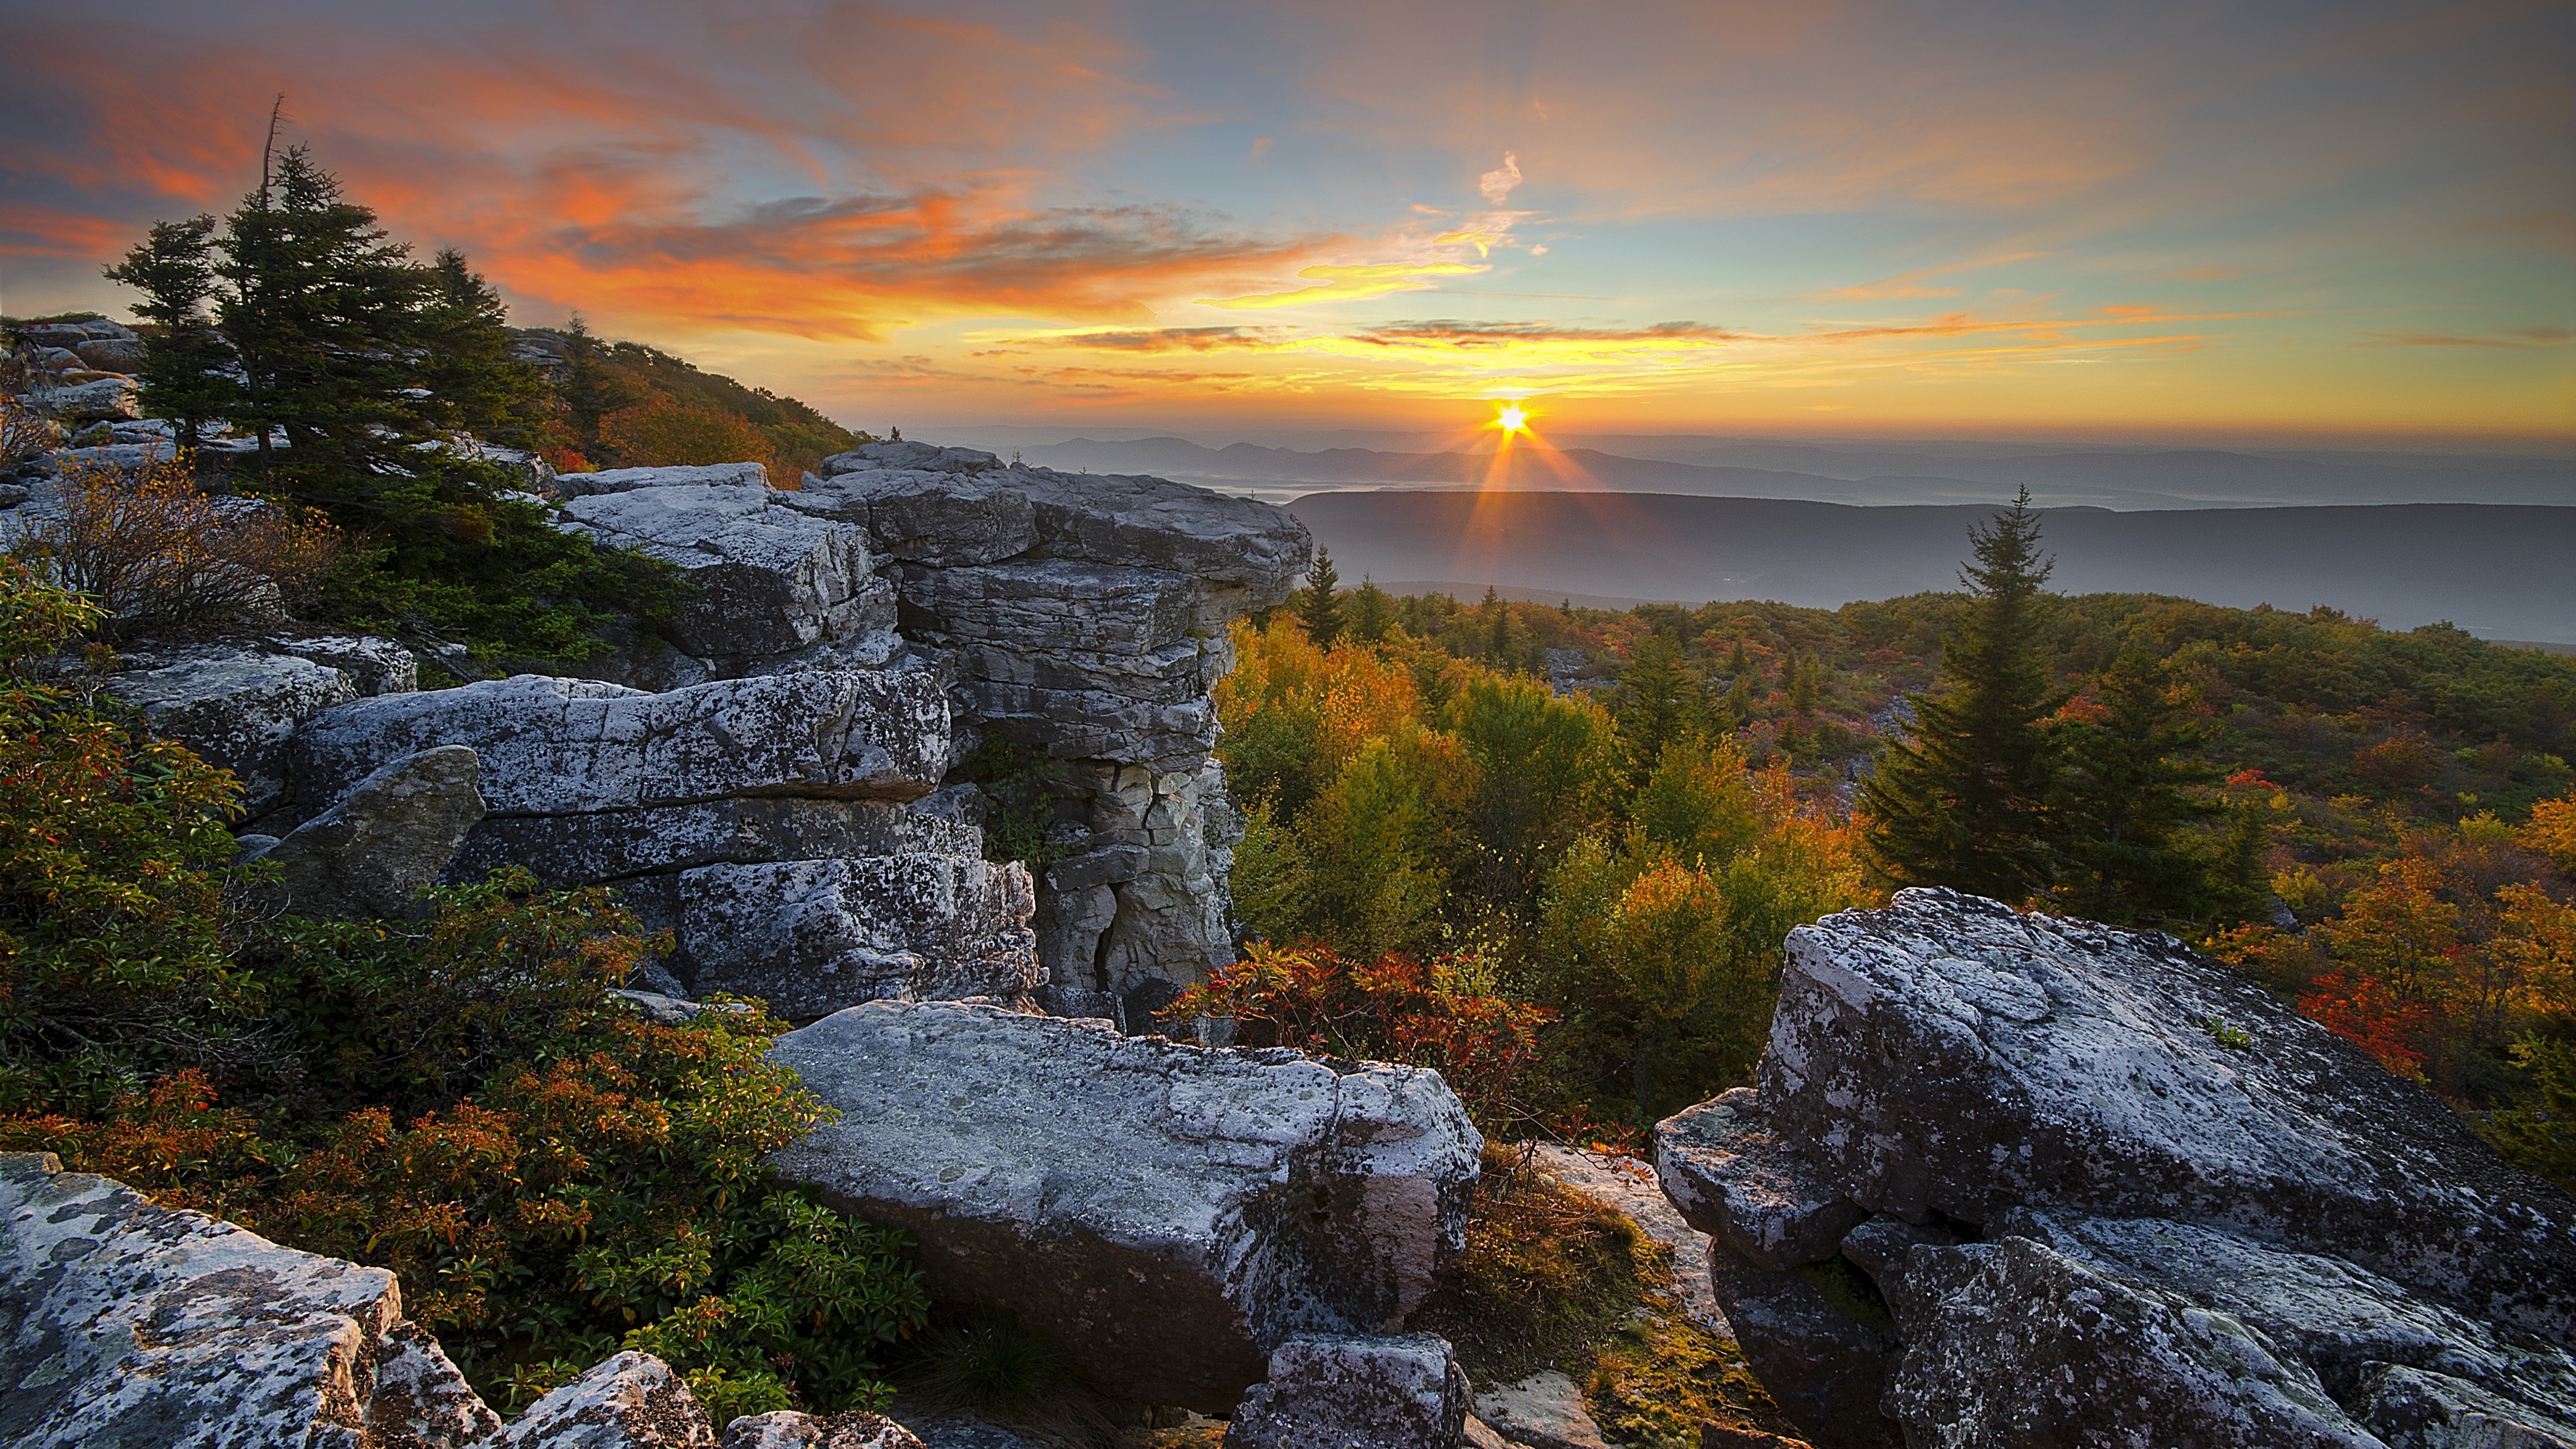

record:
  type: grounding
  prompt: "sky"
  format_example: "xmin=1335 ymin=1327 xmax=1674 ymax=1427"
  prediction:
xmin=4 ymin=0 xmax=2570 ymax=446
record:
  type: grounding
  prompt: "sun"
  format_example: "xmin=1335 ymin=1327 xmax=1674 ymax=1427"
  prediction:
xmin=1493 ymin=403 xmax=1529 ymax=435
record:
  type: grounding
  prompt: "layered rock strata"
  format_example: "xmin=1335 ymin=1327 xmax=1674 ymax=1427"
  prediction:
xmin=790 ymin=440 xmax=1308 ymax=1014
xmin=765 ymin=1001 xmax=1481 ymax=1411
xmin=1652 ymin=889 xmax=2576 ymax=1449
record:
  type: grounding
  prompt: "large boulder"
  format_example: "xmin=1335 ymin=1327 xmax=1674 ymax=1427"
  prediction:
xmin=104 ymin=643 xmax=359 ymax=817
xmin=247 ymin=745 xmax=487 ymax=919
xmin=766 ymin=1001 xmax=1481 ymax=1411
xmin=558 ymin=483 xmax=896 ymax=674
xmin=681 ymin=856 xmax=1040 ymax=1016
xmin=32 ymin=375 xmax=138 ymax=422
xmin=72 ymin=337 xmax=147 ymax=373
xmin=555 ymin=462 xmax=771 ymax=497
xmin=0 ymin=1150 xmax=497 ymax=1448
xmin=1224 ymin=1333 xmax=1471 ymax=1449
xmin=1652 ymin=890 xmax=2576 ymax=1449
xmin=292 ymin=669 xmax=952 ymax=817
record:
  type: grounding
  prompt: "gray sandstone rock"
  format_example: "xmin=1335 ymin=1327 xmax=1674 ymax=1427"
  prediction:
xmin=0 ymin=1150 xmax=491 ymax=1448
xmin=72 ymin=336 xmax=147 ymax=372
xmin=445 ymin=796 xmax=979 ymax=889
xmin=1757 ymin=889 xmax=2575 ymax=1340
xmin=104 ymin=643 xmax=358 ymax=816
xmin=264 ymin=632 xmax=419 ymax=696
xmin=559 ymin=483 xmax=897 ymax=670
xmin=1225 ymin=1333 xmax=1471 ymax=1449
xmin=33 ymin=375 xmax=138 ymax=421
xmin=247 ymin=745 xmax=486 ymax=919
xmin=682 ymin=856 xmax=1040 ymax=1017
xmin=496 ymin=1350 xmax=718 ymax=1447
xmin=1650 ymin=888 xmax=2576 ymax=1449
xmin=1656 ymin=1089 xmax=1863 ymax=1274
xmin=556 ymin=462 xmax=772 ymax=496
xmin=789 ymin=467 xmax=1036 ymax=565
xmin=766 ymin=1001 xmax=1481 ymax=1411
xmin=721 ymin=1410 xmax=926 ymax=1448
xmin=294 ymin=668 xmax=951 ymax=816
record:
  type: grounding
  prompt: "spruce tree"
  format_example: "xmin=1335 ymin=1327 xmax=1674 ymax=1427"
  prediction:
xmin=104 ymin=217 xmax=235 ymax=459
xmin=1349 ymin=577 xmax=1394 ymax=643
xmin=2045 ymin=648 xmax=2220 ymax=926
xmin=1298 ymin=546 xmax=1343 ymax=647
xmin=417 ymin=249 xmax=550 ymax=453
xmin=1614 ymin=633 xmax=1702 ymax=790
xmin=215 ymin=143 xmax=432 ymax=490
xmin=1860 ymin=488 xmax=2066 ymax=901
xmin=1487 ymin=588 xmax=1514 ymax=664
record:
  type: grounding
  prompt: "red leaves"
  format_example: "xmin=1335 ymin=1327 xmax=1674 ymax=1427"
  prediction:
xmin=2298 ymin=967 xmax=2435 ymax=1080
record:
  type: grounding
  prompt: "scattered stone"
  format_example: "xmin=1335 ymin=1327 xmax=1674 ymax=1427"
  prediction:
xmin=1700 ymin=1428 xmax=1811 ymax=1449
xmin=1224 ymin=1333 xmax=1471 ymax=1449
xmin=767 ymin=1001 xmax=1482 ymax=1411
xmin=293 ymin=667 xmax=953 ymax=817
xmin=104 ymin=643 xmax=358 ymax=817
xmin=245 ymin=745 xmax=485 ymax=919
xmin=681 ymin=856 xmax=1040 ymax=1016
xmin=1471 ymin=1369 xmax=1607 ymax=1449
xmin=1651 ymin=888 xmax=2576 ymax=1449
xmin=0 ymin=1150 xmax=490 ymax=1449
xmin=719 ymin=1409 xmax=925 ymax=1448
xmin=495 ymin=1350 xmax=719 ymax=1447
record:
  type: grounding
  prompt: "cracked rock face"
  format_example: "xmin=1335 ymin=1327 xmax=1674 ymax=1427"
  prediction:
xmin=1651 ymin=890 xmax=2576 ymax=1449
xmin=559 ymin=482 xmax=898 ymax=675
xmin=294 ymin=669 xmax=953 ymax=817
xmin=0 ymin=1150 xmax=498 ymax=1449
xmin=246 ymin=744 xmax=487 ymax=920
xmin=682 ymin=856 xmax=1040 ymax=1017
xmin=765 ymin=1001 xmax=1480 ymax=1411
xmin=495 ymin=1351 xmax=718 ymax=1448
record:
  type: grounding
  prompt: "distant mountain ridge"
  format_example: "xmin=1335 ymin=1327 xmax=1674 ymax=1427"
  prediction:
xmin=999 ymin=434 xmax=2573 ymax=511
xmin=1286 ymin=491 xmax=2576 ymax=642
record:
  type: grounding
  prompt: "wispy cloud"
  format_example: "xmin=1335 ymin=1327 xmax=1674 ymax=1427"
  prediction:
xmin=1197 ymin=261 xmax=1489 ymax=310
xmin=1479 ymin=151 xmax=1523 ymax=204
xmin=2360 ymin=327 xmax=2572 ymax=347
xmin=1813 ymin=252 xmax=2051 ymax=301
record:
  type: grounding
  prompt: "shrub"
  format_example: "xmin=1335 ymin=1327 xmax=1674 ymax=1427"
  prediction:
xmin=1 ymin=395 xmax=58 ymax=467
xmin=599 ymin=395 xmax=774 ymax=480
xmin=17 ymin=456 xmax=340 ymax=635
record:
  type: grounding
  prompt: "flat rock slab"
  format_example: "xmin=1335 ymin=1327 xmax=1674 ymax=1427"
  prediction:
xmin=295 ymin=669 xmax=951 ymax=817
xmin=1471 ymin=1369 xmax=1606 ymax=1449
xmin=1759 ymin=888 xmax=2576 ymax=1341
xmin=682 ymin=856 xmax=1040 ymax=1017
xmin=557 ymin=462 xmax=771 ymax=496
xmin=766 ymin=1002 xmax=1481 ymax=1411
xmin=0 ymin=1150 xmax=496 ymax=1449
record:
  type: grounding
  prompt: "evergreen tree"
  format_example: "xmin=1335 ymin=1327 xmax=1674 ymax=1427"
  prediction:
xmin=1614 ymin=633 xmax=1702 ymax=790
xmin=1860 ymin=488 xmax=2066 ymax=901
xmin=2046 ymin=648 xmax=2220 ymax=926
xmin=1486 ymin=588 xmax=1515 ymax=664
xmin=417 ymin=249 xmax=551 ymax=453
xmin=215 ymin=143 xmax=432 ymax=490
xmin=1787 ymin=649 xmax=1820 ymax=716
xmin=1298 ymin=546 xmax=1343 ymax=647
xmin=1349 ymin=576 xmax=1394 ymax=643
xmin=104 ymin=217 xmax=235 ymax=459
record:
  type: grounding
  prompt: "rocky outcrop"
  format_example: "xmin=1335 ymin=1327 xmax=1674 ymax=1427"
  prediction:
xmin=1652 ymin=889 xmax=2576 ymax=1449
xmin=1 ymin=1148 xmax=497 ymax=1448
xmin=245 ymin=745 xmax=487 ymax=919
xmin=792 ymin=440 xmax=1308 ymax=1006
xmin=766 ymin=1001 xmax=1481 ymax=1411
xmin=1224 ymin=1333 xmax=1471 ymax=1449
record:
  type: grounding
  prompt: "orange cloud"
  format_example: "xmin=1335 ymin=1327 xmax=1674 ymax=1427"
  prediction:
xmin=1198 ymin=261 xmax=1489 ymax=310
